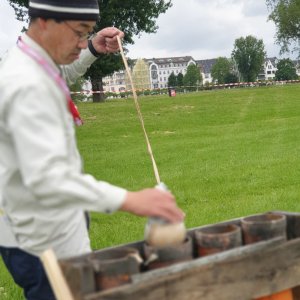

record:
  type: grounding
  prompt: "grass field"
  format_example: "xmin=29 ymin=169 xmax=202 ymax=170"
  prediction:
xmin=1 ymin=84 xmax=300 ymax=298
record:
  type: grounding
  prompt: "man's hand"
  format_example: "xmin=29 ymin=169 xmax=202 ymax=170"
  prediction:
xmin=91 ymin=27 xmax=124 ymax=54
xmin=120 ymin=188 xmax=185 ymax=223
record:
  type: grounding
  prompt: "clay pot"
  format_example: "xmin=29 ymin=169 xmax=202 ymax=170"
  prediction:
xmin=241 ymin=213 xmax=287 ymax=245
xmin=257 ymin=289 xmax=293 ymax=300
xmin=241 ymin=213 xmax=291 ymax=300
xmin=195 ymin=224 xmax=242 ymax=257
xmin=89 ymin=247 xmax=142 ymax=291
xmin=143 ymin=236 xmax=193 ymax=270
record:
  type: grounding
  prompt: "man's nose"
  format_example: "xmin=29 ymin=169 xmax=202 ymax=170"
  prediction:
xmin=78 ymin=39 xmax=88 ymax=49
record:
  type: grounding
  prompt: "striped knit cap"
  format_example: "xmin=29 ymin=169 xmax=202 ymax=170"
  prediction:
xmin=29 ymin=0 xmax=100 ymax=21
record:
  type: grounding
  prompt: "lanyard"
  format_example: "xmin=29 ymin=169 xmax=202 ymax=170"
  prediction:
xmin=17 ymin=36 xmax=83 ymax=126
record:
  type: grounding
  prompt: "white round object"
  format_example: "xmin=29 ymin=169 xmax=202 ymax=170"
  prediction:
xmin=145 ymin=221 xmax=186 ymax=247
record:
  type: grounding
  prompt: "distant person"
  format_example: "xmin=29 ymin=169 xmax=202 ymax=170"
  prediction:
xmin=0 ymin=1 xmax=184 ymax=299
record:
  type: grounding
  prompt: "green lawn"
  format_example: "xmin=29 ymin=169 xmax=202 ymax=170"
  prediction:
xmin=1 ymin=84 xmax=300 ymax=298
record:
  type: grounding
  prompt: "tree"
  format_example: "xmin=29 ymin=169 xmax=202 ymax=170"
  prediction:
xmin=224 ymin=73 xmax=239 ymax=84
xmin=168 ymin=72 xmax=177 ymax=87
xmin=177 ymin=72 xmax=184 ymax=87
xmin=275 ymin=58 xmax=299 ymax=80
xmin=7 ymin=0 xmax=172 ymax=102
xmin=183 ymin=64 xmax=202 ymax=91
xmin=232 ymin=35 xmax=266 ymax=82
xmin=211 ymin=57 xmax=232 ymax=84
xmin=69 ymin=77 xmax=89 ymax=103
xmin=266 ymin=0 xmax=300 ymax=54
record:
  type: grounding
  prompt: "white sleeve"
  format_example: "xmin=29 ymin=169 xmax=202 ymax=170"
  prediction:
xmin=6 ymin=81 xmax=126 ymax=213
xmin=61 ymin=48 xmax=98 ymax=85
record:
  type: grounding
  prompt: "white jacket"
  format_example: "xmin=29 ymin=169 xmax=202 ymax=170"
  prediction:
xmin=0 ymin=33 xmax=126 ymax=259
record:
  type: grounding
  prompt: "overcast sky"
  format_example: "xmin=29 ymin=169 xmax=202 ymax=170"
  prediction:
xmin=0 ymin=0 xmax=295 ymax=60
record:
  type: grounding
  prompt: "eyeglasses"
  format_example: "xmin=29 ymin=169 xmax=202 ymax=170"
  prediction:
xmin=63 ymin=22 xmax=93 ymax=41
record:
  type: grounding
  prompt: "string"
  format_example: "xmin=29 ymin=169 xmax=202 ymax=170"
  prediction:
xmin=116 ymin=36 xmax=161 ymax=185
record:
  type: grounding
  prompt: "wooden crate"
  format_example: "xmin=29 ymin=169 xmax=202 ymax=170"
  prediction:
xmin=59 ymin=211 xmax=300 ymax=300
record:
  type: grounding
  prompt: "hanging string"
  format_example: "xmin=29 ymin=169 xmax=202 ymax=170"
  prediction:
xmin=116 ymin=36 xmax=161 ymax=185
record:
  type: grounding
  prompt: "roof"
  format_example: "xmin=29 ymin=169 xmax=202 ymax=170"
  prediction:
xmin=146 ymin=56 xmax=194 ymax=65
xmin=196 ymin=58 xmax=217 ymax=73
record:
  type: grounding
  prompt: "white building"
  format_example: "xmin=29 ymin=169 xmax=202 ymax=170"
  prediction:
xmin=146 ymin=56 xmax=196 ymax=89
xmin=103 ymin=70 xmax=126 ymax=93
xmin=293 ymin=60 xmax=300 ymax=77
xmin=258 ymin=57 xmax=278 ymax=81
xmin=101 ymin=56 xmax=299 ymax=93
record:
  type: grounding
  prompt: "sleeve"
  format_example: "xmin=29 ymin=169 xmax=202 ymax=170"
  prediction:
xmin=61 ymin=48 xmax=98 ymax=86
xmin=6 ymin=81 xmax=127 ymax=213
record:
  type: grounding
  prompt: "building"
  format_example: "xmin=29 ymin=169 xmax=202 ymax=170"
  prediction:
xmin=196 ymin=58 xmax=217 ymax=84
xmin=293 ymin=60 xmax=300 ymax=77
xmin=257 ymin=57 xmax=278 ymax=81
xmin=146 ymin=56 xmax=196 ymax=89
xmin=102 ymin=55 xmax=299 ymax=93
xmin=103 ymin=70 xmax=126 ymax=93
xmin=258 ymin=58 xmax=300 ymax=81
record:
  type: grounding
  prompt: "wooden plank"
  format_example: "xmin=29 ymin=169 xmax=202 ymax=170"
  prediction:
xmin=59 ymin=211 xmax=300 ymax=300
xmin=40 ymin=249 xmax=75 ymax=300
xmin=84 ymin=237 xmax=297 ymax=300
xmin=60 ymin=261 xmax=96 ymax=300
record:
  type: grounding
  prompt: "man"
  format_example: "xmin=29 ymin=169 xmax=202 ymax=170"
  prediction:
xmin=0 ymin=1 xmax=184 ymax=299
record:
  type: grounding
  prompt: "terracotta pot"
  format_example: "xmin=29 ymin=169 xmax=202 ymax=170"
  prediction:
xmin=195 ymin=224 xmax=242 ymax=257
xmin=257 ymin=289 xmax=293 ymax=300
xmin=89 ymin=247 xmax=142 ymax=291
xmin=241 ymin=213 xmax=287 ymax=245
xmin=241 ymin=213 xmax=291 ymax=300
xmin=143 ymin=236 xmax=193 ymax=270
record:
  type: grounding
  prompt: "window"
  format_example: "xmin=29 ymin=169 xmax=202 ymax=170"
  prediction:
xmin=151 ymin=65 xmax=158 ymax=80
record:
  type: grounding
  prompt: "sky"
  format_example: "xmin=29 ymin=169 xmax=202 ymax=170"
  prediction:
xmin=0 ymin=0 xmax=295 ymax=61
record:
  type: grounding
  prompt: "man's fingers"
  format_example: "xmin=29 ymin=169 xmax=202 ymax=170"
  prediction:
xmin=150 ymin=194 xmax=185 ymax=223
xmin=158 ymin=204 xmax=185 ymax=223
xmin=105 ymin=38 xmax=121 ymax=51
xmin=120 ymin=189 xmax=185 ymax=223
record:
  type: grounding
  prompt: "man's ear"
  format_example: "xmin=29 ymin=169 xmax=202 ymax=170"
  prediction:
xmin=37 ymin=17 xmax=48 ymax=30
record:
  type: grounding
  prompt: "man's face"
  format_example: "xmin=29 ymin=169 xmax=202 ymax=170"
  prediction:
xmin=45 ymin=20 xmax=96 ymax=65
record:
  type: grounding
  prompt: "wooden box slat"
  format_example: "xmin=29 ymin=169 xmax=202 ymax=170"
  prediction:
xmin=59 ymin=211 xmax=300 ymax=300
